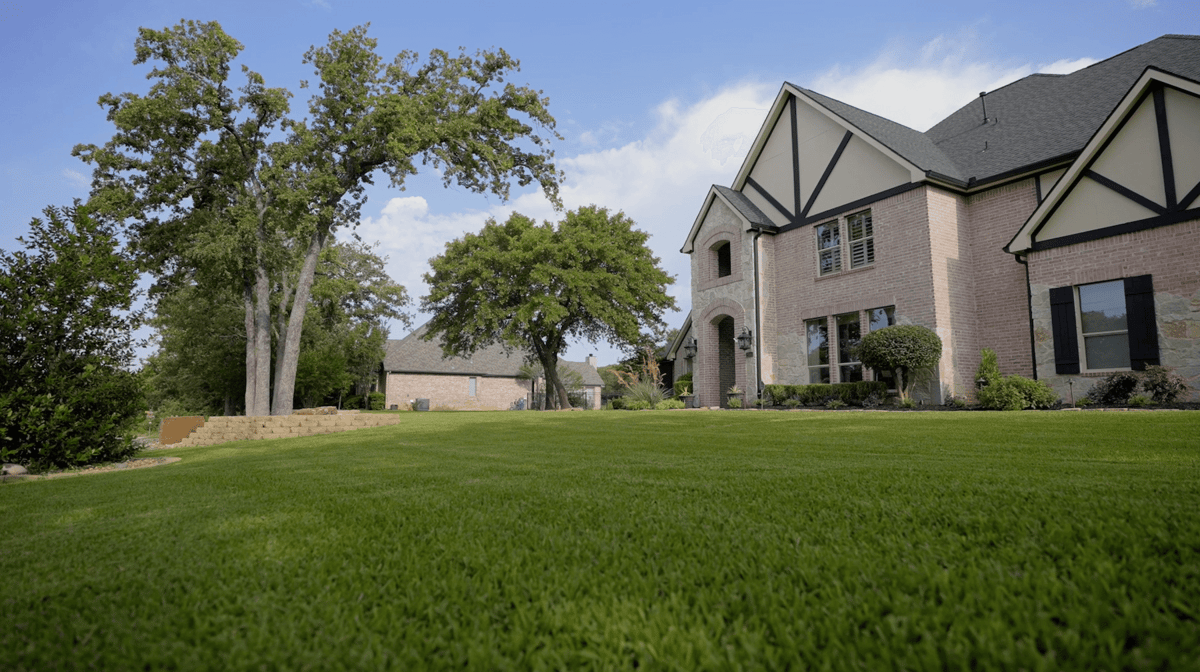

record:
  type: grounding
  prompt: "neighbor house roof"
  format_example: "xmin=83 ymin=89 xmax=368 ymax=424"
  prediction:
xmin=383 ymin=323 xmax=603 ymax=386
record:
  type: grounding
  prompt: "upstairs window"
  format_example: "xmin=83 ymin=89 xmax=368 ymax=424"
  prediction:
xmin=716 ymin=242 xmax=732 ymax=278
xmin=847 ymin=210 xmax=874 ymax=269
xmin=815 ymin=221 xmax=841 ymax=276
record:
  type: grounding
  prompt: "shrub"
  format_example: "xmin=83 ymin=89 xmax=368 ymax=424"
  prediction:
xmin=673 ymin=373 xmax=693 ymax=397
xmin=978 ymin=375 xmax=1058 ymax=410
xmin=1086 ymin=371 xmax=1141 ymax=405
xmin=825 ymin=399 xmax=847 ymax=409
xmin=367 ymin=392 xmax=386 ymax=411
xmin=975 ymin=348 xmax=1001 ymax=390
xmin=899 ymin=398 xmax=918 ymax=409
xmin=762 ymin=384 xmax=787 ymax=406
xmin=858 ymin=325 xmax=942 ymax=402
xmin=623 ymin=400 xmax=651 ymax=411
xmin=861 ymin=392 xmax=883 ymax=409
xmin=784 ymin=398 xmax=802 ymax=408
xmin=655 ymin=399 xmax=685 ymax=410
xmin=1076 ymin=397 xmax=1093 ymax=407
xmin=623 ymin=379 xmax=666 ymax=407
xmin=945 ymin=395 xmax=968 ymax=408
xmin=727 ymin=398 xmax=743 ymax=409
xmin=608 ymin=398 xmax=625 ymax=410
xmin=1141 ymin=365 xmax=1188 ymax=404
xmin=343 ymin=395 xmax=362 ymax=410
xmin=1128 ymin=394 xmax=1154 ymax=408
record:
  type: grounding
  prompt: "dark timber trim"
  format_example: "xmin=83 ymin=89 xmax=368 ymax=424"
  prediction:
xmin=1030 ymin=207 xmax=1200 ymax=251
xmin=1180 ymin=180 xmax=1200 ymax=210
xmin=802 ymin=130 xmax=853 ymax=219
xmin=745 ymin=177 xmax=796 ymax=223
xmin=1153 ymin=85 xmax=1177 ymax=209
xmin=1085 ymin=170 xmax=1167 ymax=215
xmin=774 ymin=182 xmax=922 ymax=234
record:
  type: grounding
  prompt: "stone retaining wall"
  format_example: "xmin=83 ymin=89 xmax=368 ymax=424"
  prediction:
xmin=173 ymin=413 xmax=404 ymax=447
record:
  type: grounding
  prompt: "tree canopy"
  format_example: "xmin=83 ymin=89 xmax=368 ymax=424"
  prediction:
xmin=422 ymin=206 xmax=676 ymax=409
xmin=857 ymin=324 xmax=943 ymax=402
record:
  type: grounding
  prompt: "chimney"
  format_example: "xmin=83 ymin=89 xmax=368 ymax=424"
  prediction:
xmin=586 ymin=354 xmax=597 ymax=368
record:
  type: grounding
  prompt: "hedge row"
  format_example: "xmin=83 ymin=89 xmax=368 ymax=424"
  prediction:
xmin=762 ymin=381 xmax=888 ymax=406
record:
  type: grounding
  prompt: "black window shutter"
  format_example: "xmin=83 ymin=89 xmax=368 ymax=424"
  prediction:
xmin=1124 ymin=275 xmax=1160 ymax=370
xmin=1049 ymin=286 xmax=1080 ymax=375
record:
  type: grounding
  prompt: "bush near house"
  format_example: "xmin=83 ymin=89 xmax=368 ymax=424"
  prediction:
xmin=367 ymin=392 xmax=386 ymax=411
xmin=977 ymin=375 xmax=1058 ymax=411
xmin=762 ymin=381 xmax=887 ymax=407
xmin=1086 ymin=372 xmax=1142 ymax=405
xmin=857 ymin=325 xmax=942 ymax=402
xmin=673 ymin=373 xmax=693 ymax=397
xmin=1140 ymin=365 xmax=1188 ymax=404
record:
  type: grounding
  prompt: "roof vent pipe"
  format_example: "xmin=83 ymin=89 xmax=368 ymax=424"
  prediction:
xmin=979 ymin=91 xmax=988 ymax=124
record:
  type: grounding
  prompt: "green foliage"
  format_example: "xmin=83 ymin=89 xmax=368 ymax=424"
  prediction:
xmin=762 ymin=381 xmax=888 ymax=406
xmin=673 ymin=373 xmax=693 ymax=397
xmin=1086 ymin=371 xmax=1141 ymax=405
xmin=975 ymin=348 xmax=1001 ymax=390
xmin=825 ymin=399 xmax=847 ymax=409
xmin=1077 ymin=397 xmax=1093 ymax=407
xmin=858 ymin=325 xmax=942 ymax=401
xmin=423 ymin=207 xmax=675 ymax=410
xmin=727 ymin=397 xmax=743 ymax=409
xmin=899 ymin=398 xmax=918 ymax=409
xmin=0 ymin=205 xmax=144 ymax=470
xmin=622 ymin=380 xmax=666 ymax=408
xmin=945 ymin=395 xmax=968 ymax=409
xmin=2 ymin=412 xmax=1200 ymax=668
xmin=1128 ymin=394 xmax=1154 ymax=408
xmin=784 ymin=398 xmax=803 ymax=408
xmin=367 ymin=392 xmax=386 ymax=411
xmin=1141 ymin=365 xmax=1188 ymax=404
xmin=978 ymin=375 xmax=1058 ymax=411
xmin=597 ymin=366 xmax=623 ymax=395
xmin=343 ymin=395 xmax=362 ymax=410
xmin=622 ymin=400 xmax=651 ymax=411
xmin=655 ymin=399 xmax=685 ymax=410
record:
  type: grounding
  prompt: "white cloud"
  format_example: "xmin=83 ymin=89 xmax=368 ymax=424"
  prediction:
xmin=62 ymin=168 xmax=90 ymax=192
xmin=809 ymin=33 xmax=1097 ymax=131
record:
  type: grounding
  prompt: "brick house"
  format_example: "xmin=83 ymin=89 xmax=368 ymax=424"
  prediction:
xmin=380 ymin=323 xmax=604 ymax=410
xmin=668 ymin=35 xmax=1200 ymax=406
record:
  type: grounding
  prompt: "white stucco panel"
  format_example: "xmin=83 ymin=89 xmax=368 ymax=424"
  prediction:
xmin=1166 ymin=86 xmax=1200 ymax=199
xmin=1089 ymin=96 xmax=1167 ymax=208
xmin=809 ymin=135 xmax=909 ymax=216
xmin=1038 ymin=177 xmax=1160 ymax=241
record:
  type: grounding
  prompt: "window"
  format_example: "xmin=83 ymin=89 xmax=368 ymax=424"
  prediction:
xmin=716 ymin=242 xmax=732 ymax=278
xmin=806 ymin=317 xmax=830 ymax=383
xmin=468 ymin=377 xmax=477 ymax=396
xmin=868 ymin=306 xmax=896 ymax=387
xmin=836 ymin=312 xmax=863 ymax=382
xmin=847 ymin=210 xmax=874 ymax=268
xmin=1077 ymin=280 xmax=1130 ymax=370
xmin=815 ymin=221 xmax=841 ymax=276
xmin=1049 ymin=275 xmax=1159 ymax=375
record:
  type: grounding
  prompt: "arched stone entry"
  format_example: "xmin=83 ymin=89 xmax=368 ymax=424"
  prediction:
xmin=717 ymin=316 xmax=736 ymax=408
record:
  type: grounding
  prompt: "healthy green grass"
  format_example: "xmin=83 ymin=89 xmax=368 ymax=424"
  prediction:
xmin=2 ymin=411 xmax=1198 ymax=670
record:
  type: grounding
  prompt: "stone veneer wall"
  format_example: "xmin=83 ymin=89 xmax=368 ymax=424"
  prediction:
xmin=174 ymin=414 xmax=405 ymax=447
xmin=1027 ymin=218 xmax=1200 ymax=401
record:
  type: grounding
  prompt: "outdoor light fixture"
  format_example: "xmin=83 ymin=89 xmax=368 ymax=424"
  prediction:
xmin=736 ymin=327 xmax=753 ymax=353
xmin=682 ymin=336 xmax=697 ymax=360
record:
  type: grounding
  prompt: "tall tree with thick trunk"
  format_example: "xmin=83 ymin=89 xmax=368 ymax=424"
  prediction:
xmin=422 ymin=207 xmax=676 ymax=410
xmin=74 ymin=20 xmax=297 ymax=417
xmin=267 ymin=25 xmax=562 ymax=414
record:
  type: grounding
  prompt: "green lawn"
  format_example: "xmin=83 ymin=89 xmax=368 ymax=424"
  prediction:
xmin=3 ymin=411 xmax=1198 ymax=670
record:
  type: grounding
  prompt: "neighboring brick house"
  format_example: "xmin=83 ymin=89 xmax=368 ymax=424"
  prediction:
xmin=380 ymin=323 xmax=604 ymax=410
xmin=670 ymin=35 xmax=1200 ymax=406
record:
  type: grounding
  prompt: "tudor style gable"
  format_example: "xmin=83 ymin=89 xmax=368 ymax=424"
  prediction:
xmin=1009 ymin=68 xmax=1200 ymax=253
xmin=733 ymin=84 xmax=933 ymax=232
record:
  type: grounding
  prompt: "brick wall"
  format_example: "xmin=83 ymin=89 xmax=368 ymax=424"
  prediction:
xmin=1027 ymin=218 xmax=1200 ymax=400
xmin=385 ymin=373 xmax=531 ymax=411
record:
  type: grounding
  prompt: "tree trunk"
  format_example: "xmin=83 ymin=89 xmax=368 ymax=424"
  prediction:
xmin=271 ymin=273 xmax=292 ymax=402
xmin=538 ymin=354 xmax=573 ymax=410
xmin=244 ymin=281 xmax=257 ymax=416
xmin=271 ymin=227 xmax=327 ymax=415
xmin=253 ymin=262 xmax=272 ymax=416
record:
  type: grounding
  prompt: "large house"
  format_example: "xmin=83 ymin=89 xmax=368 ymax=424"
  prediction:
xmin=380 ymin=323 xmax=604 ymax=410
xmin=667 ymin=35 xmax=1200 ymax=406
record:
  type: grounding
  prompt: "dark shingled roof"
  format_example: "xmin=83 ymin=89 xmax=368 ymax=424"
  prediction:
xmin=926 ymin=35 xmax=1200 ymax=184
xmin=713 ymin=185 xmax=775 ymax=228
xmin=383 ymin=323 xmax=602 ymax=386
xmin=796 ymin=87 xmax=965 ymax=181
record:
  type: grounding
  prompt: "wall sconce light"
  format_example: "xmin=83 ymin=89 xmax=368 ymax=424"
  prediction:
xmin=736 ymin=327 xmax=753 ymax=353
xmin=683 ymin=336 xmax=697 ymax=360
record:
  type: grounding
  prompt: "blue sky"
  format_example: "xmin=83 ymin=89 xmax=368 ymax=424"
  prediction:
xmin=0 ymin=0 xmax=1190 ymax=366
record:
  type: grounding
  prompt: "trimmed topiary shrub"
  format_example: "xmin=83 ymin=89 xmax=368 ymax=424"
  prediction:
xmin=1086 ymin=371 xmax=1141 ymax=405
xmin=858 ymin=325 xmax=942 ymax=402
xmin=1141 ymin=365 xmax=1188 ymax=404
